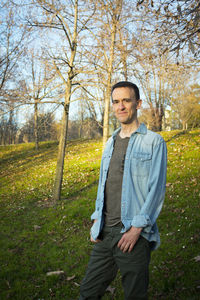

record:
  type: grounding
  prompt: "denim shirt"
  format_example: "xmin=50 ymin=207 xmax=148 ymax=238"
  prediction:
xmin=91 ymin=123 xmax=167 ymax=250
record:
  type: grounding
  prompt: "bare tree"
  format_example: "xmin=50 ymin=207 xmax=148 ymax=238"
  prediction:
xmin=83 ymin=0 xmax=129 ymax=147
xmin=0 ymin=2 xmax=28 ymax=92
xmin=79 ymin=89 xmax=104 ymax=137
xmin=0 ymin=100 xmax=18 ymax=145
xmin=24 ymin=49 xmax=59 ymax=150
xmin=0 ymin=1 xmax=31 ymax=143
xmin=99 ymin=0 xmax=123 ymax=148
xmin=28 ymin=0 xmax=96 ymax=200
xmin=130 ymin=31 xmax=170 ymax=130
xmin=171 ymin=84 xmax=200 ymax=130
xmin=136 ymin=0 xmax=200 ymax=58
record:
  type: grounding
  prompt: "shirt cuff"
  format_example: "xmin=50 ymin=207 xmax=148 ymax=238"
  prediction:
xmin=131 ymin=214 xmax=153 ymax=233
xmin=91 ymin=211 xmax=98 ymax=220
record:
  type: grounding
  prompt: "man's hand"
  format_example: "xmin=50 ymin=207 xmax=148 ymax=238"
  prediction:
xmin=90 ymin=235 xmax=101 ymax=243
xmin=90 ymin=219 xmax=101 ymax=243
xmin=117 ymin=226 xmax=142 ymax=253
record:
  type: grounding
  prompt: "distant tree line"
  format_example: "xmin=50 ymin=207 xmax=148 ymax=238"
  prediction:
xmin=1 ymin=93 xmax=199 ymax=146
xmin=0 ymin=111 xmax=104 ymax=145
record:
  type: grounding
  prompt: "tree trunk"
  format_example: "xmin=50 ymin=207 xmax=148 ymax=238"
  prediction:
xmin=102 ymin=23 xmax=117 ymax=149
xmin=182 ymin=121 xmax=186 ymax=130
xmin=52 ymin=0 xmax=78 ymax=201
xmin=8 ymin=109 xmax=13 ymax=144
xmin=102 ymin=85 xmax=111 ymax=148
xmin=34 ymin=102 xmax=39 ymax=150
xmin=53 ymin=88 xmax=70 ymax=202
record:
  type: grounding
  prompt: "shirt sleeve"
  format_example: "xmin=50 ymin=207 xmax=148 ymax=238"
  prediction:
xmin=90 ymin=137 xmax=114 ymax=221
xmin=131 ymin=140 xmax=167 ymax=232
xmin=90 ymin=152 xmax=105 ymax=220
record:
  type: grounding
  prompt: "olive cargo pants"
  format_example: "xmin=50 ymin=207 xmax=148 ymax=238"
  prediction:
xmin=79 ymin=225 xmax=151 ymax=300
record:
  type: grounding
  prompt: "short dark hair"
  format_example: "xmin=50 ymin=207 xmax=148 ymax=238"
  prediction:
xmin=111 ymin=81 xmax=140 ymax=100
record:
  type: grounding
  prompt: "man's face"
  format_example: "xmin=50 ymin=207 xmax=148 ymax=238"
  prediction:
xmin=112 ymin=87 xmax=142 ymax=124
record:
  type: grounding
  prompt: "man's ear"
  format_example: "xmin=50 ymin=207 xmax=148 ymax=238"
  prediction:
xmin=136 ymin=99 xmax=142 ymax=110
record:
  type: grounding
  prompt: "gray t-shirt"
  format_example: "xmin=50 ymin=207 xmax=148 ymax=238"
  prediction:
xmin=104 ymin=133 xmax=130 ymax=226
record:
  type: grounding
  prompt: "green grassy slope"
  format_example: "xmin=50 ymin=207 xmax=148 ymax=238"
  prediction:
xmin=0 ymin=130 xmax=199 ymax=299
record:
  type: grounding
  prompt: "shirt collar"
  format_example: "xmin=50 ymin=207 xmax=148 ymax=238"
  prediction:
xmin=112 ymin=123 xmax=147 ymax=138
xmin=134 ymin=123 xmax=147 ymax=135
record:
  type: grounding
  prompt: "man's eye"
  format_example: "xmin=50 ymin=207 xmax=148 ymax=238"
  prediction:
xmin=113 ymin=100 xmax=119 ymax=104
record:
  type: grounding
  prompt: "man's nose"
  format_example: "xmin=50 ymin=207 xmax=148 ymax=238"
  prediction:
xmin=119 ymin=101 xmax=125 ymax=109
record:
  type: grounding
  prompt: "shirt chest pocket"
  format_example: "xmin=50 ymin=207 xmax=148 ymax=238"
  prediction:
xmin=131 ymin=152 xmax=152 ymax=177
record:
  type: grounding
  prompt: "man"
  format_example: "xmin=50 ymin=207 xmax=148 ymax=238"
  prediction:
xmin=79 ymin=81 xmax=167 ymax=300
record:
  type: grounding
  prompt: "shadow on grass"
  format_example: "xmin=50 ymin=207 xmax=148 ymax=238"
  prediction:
xmin=165 ymin=130 xmax=188 ymax=143
xmin=0 ymin=147 xmax=58 ymax=178
xmin=0 ymin=141 xmax=58 ymax=164
xmin=60 ymin=179 xmax=99 ymax=203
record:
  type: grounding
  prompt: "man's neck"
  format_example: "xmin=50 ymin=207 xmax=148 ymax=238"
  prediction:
xmin=119 ymin=120 xmax=140 ymax=138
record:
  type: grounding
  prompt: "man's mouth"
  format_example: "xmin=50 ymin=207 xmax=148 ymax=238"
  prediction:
xmin=118 ymin=112 xmax=127 ymax=115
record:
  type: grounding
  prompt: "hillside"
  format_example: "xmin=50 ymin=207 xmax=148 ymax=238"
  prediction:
xmin=0 ymin=129 xmax=200 ymax=299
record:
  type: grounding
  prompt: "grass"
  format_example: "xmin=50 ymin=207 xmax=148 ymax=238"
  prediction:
xmin=0 ymin=130 xmax=200 ymax=299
